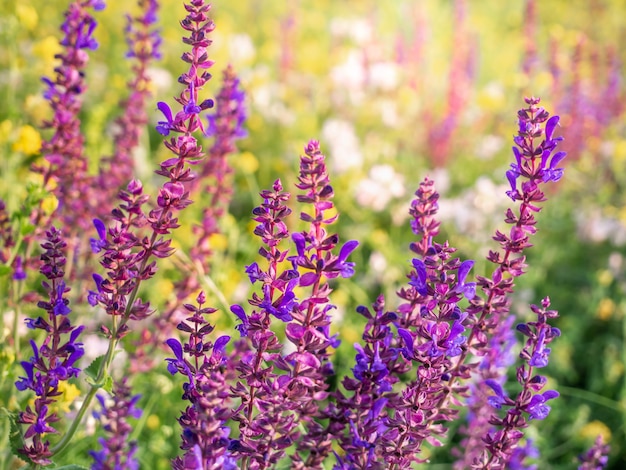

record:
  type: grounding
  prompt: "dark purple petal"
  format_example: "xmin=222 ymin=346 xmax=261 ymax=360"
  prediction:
xmin=299 ymin=272 xmax=318 ymax=287
xmin=337 ymin=240 xmax=359 ymax=263
xmin=166 ymin=338 xmax=184 ymax=361
xmin=544 ymin=115 xmax=560 ymax=141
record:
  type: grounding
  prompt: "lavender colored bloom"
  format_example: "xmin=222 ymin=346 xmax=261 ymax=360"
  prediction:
xmin=480 ymin=298 xmax=561 ymax=467
xmin=505 ymin=98 xmax=566 ymax=201
xmin=12 ymin=255 xmax=26 ymax=280
xmin=332 ymin=296 xmax=404 ymax=470
xmin=229 ymin=180 xmax=302 ymax=468
xmin=35 ymin=0 xmax=104 ymax=234
xmin=14 ymin=227 xmax=84 ymax=465
xmin=578 ymin=436 xmax=610 ymax=470
xmin=166 ymin=291 xmax=234 ymax=469
xmin=95 ymin=0 xmax=161 ymax=219
xmin=90 ymin=379 xmax=142 ymax=470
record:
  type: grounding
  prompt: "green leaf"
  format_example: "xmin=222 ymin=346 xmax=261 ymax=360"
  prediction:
xmin=0 ymin=265 xmax=12 ymax=276
xmin=20 ymin=222 xmax=35 ymax=236
xmin=102 ymin=374 xmax=113 ymax=394
xmin=4 ymin=410 xmax=25 ymax=460
xmin=54 ymin=466 xmax=90 ymax=470
xmin=83 ymin=354 xmax=105 ymax=382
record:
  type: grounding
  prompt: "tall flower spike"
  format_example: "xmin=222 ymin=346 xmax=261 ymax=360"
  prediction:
xmin=385 ymin=239 xmax=476 ymax=469
xmin=229 ymin=180 xmax=301 ymax=469
xmin=332 ymin=296 xmax=402 ymax=470
xmin=35 ymin=0 xmax=104 ymax=233
xmin=14 ymin=227 xmax=84 ymax=465
xmin=442 ymin=98 xmax=565 ymax=466
xmin=477 ymin=298 xmax=560 ymax=468
xmin=144 ymin=66 xmax=248 ymax=376
xmin=89 ymin=0 xmax=216 ymax=338
xmin=165 ymin=291 xmax=235 ymax=469
xmin=89 ymin=379 xmax=142 ymax=470
xmin=578 ymin=436 xmax=610 ymax=470
xmin=287 ymin=140 xmax=358 ymax=469
xmin=94 ymin=0 xmax=161 ymax=220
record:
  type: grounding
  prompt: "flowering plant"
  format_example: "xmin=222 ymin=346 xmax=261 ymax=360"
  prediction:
xmin=0 ymin=0 xmax=618 ymax=469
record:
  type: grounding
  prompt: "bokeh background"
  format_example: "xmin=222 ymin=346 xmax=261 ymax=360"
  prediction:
xmin=1 ymin=0 xmax=626 ymax=468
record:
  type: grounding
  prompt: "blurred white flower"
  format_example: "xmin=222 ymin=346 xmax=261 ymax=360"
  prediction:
xmin=368 ymin=62 xmax=399 ymax=92
xmin=355 ymin=164 xmax=405 ymax=211
xmin=146 ymin=67 xmax=173 ymax=94
xmin=330 ymin=18 xmax=372 ymax=45
xmin=228 ymin=33 xmax=255 ymax=63
xmin=438 ymin=176 xmax=508 ymax=243
xmin=331 ymin=51 xmax=366 ymax=92
xmin=576 ymin=210 xmax=626 ymax=246
xmin=475 ymin=134 xmax=505 ymax=160
xmin=369 ymin=250 xmax=388 ymax=273
xmin=252 ymin=83 xmax=295 ymax=125
xmin=379 ymin=99 xmax=399 ymax=127
xmin=321 ymin=118 xmax=363 ymax=173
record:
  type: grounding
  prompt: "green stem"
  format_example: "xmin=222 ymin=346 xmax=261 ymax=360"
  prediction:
xmin=50 ymin=335 xmax=119 ymax=456
xmin=557 ymin=385 xmax=624 ymax=412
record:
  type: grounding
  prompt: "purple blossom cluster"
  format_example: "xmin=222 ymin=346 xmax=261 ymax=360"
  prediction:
xmin=166 ymin=291 xmax=235 ymax=469
xmin=6 ymin=0 xmax=615 ymax=469
xmin=35 ymin=0 xmax=104 ymax=234
xmin=90 ymin=379 xmax=142 ymax=470
xmin=94 ymin=0 xmax=161 ymax=219
xmin=15 ymin=227 xmax=84 ymax=465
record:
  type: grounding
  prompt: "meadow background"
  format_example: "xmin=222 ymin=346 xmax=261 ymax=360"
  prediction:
xmin=1 ymin=0 xmax=625 ymax=468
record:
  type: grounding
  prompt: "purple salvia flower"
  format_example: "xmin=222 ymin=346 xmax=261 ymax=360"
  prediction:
xmin=94 ymin=0 xmax=161 ymax=220
xmin=384 ymin=242 xmax=475 ymax=468
xmin=422 ymin=98 xmax=566 ymax=466
xmin=166 ymin=291 xmax=234 ymax=469
xmin=578 ymin=435 xmax=610 ymax=470
xmin=477 ymin=298 xmax=560 ymax=468
xmin=14 ymin=227 xmax=84 ymax=465
xmin=230 ymin=180 xmax=302 ymax=469
xmin=91 ymin=0 xmax=216 ymax=338
xmin=453 ymin=315 xmax=517 ymax=469
xmin=397 ymin=177 xmax=440 ymax=328
xmin=332 ymin=296 xmax=401 ymax=470
xmin=89 ymin=379 xmax=142 ymax=470
xmin=505 ymin=97 xmax=565 ymax=201
xmin=34 ymin=0 xmax=103 ymax=234
xmin=372 ymin=176 xmax=478 ymax=468
xmin=128 ymin=2 xmax=234 ymax=374
xmin=287 ymin=140 xmax=358 ymax=469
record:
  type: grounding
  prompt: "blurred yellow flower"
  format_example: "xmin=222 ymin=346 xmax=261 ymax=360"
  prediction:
xmin=596 ymin=298 xmax=615 ymax=320
xmin=154 ymin=278 xmax=175 ymax=300
xmin=597 ymin=269 xmax=613 ymax=287
xmin=613 ymin=139 xmax=626 ymax=164
xmin=56 ymin=382 xmax=81 ymax=413
xmin=41 ymin=193 xmax=59 ymax=216
xmin=25 ymin=94 xmax=49 ymax=122
xmin=209 ymin=233 xmax=228 ymax=251
xmin=12 ymin=125 xmax=42 ymax=155
xmin=146 ymin=414 xmax=160 ymax=430
xmin=0 ymin=120 xmax=13 ymax=143
xmin=580 ymin=420 xmax=612 ymax=442
xmin=16 ymin=3 xmax=38 ymax=31
xmin=32 ymin=35 xmax=62 ymax=62
xmin=237 ymin=151 xmax=259 ymax=174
